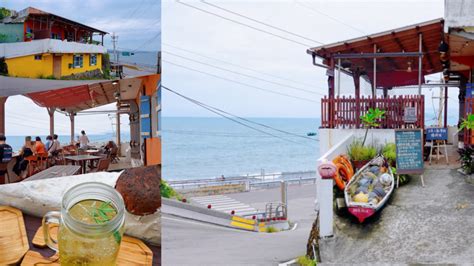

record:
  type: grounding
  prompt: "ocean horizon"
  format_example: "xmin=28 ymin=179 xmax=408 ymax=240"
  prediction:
xmin=162 ymin=116 xmax=320 ymax=181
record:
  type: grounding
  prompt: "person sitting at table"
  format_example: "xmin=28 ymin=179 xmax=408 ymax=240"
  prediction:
xmin=79 ymin=130 xmax=90 ymax=149
xmin=45 ymin=135 xmax=53 ymax=151
xmin=48 ymin=134 xmax=61 ymax=156
xmin=14 ymin=136 xmax=34 ymax=178
xmin=0 ymin=135 xmax=13 ymax=183
xmin=35 ymin=136 xmax=46 ymax=155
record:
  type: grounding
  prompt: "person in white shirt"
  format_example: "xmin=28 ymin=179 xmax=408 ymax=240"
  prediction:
xmin=79 ymin=130 xmax=90 ymax=149
xmin=48 ymin=134 xmax=61 ymax=156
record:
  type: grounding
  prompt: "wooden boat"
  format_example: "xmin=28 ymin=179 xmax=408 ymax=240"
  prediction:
xmin=344 ymin=155 xmax=395 ymax=223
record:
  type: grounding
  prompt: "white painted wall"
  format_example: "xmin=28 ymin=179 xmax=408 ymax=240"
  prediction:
xmin=444 ymin=0 xmax=474 ymax=31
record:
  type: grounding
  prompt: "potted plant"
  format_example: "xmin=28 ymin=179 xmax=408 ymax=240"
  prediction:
xmin=360 ymin=108 xmax=385 ymax=146
xmin=347 ymin=139 xmax=377 ymax=170
xmin=459 ymin=113 xmax=474 ymax=146
xmin=382 ymin=143 xmax=396 ymax=167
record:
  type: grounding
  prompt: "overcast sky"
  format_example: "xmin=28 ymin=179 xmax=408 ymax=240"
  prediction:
xmin=163 ymin=0 xmax=454 ymax=121
xmin=1 ymin=0 xmax=160 ymax=136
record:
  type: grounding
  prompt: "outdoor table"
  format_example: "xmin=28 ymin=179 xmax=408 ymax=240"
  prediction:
xmin=22 ymin=165 xmax=81 ymax=182
xmin=22 ymin=214 xmax=161 ymax=265
xmin=64 ymin=155 xmax=102 ymax=174
xmin=85 ymin=149 xmax=100 ymax=155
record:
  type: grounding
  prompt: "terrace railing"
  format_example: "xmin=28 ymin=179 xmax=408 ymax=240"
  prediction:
xmin=321 ymin=95 xmax=425 ymax=129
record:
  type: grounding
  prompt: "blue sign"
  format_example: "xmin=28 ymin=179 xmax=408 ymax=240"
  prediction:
xmin=426 ymin=127 xmax=448 ymax=141
xmin=395 ymin=129 xmax=424 ymax=174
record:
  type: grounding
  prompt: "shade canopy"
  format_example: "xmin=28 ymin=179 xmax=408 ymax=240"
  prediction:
xmin=308 ymin=18 xmax=445 ymax=88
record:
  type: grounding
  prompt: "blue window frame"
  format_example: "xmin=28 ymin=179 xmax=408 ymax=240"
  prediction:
xmin=140 ymin=95 xmax=151 ymax=138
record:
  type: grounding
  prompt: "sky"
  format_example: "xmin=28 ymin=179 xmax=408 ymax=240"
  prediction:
xmin=162 ymin=0 xmax=454 ymax=121
xmin=0 ymin=0 xmax=160 ymax=136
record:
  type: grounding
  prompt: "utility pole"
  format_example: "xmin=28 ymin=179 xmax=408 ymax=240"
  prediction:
xmin=111 ymin=32 xmax=119 ymax=63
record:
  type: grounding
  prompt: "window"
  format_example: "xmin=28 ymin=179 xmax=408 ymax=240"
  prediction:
xmin=34 ymin=55 xmax=42 ymax=60
xmin=73 ymin=54 xmax=83 ymax=68
xmin=89 ymin=54 xmax=97 ymax=66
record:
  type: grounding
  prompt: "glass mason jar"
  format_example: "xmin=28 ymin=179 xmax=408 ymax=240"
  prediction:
xmin=42 ymin=182 xmax=125 ymax=266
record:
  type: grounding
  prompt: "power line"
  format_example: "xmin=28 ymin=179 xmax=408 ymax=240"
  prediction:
xmin=200 ymin=0 xmax=323 ymax=45
xmin=164 ymin=60 xmax=320 ymax=103
xmin=164 ymin=51 xmax=322 ymax=96
xmin=162 ymin=86 xmax=319 ymax=145
xmin=163 ymin=42 xmax=317 ymax=88
xmin=175 ymin=0 xmax=313 ymax=47
xmin=130 ymin=32 xmax=161 ymax=52
xmin=294 ymin=0 xmax=366 ymax=35
xmin=162 ymin=85 xmax=313 ymax=146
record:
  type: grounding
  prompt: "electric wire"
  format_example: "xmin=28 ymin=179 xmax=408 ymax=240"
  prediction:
xmin=164 ymin=51 xmax=322 ymax=95
xmin=200 ymin=0 xmax=323 ymax=45
xmin=163 ymin=42 xmax=316 ymax=88
xmin=175 ymin=0 xmax=313 ymax=47
xmin=294 ymin=0 xmax=366 ymax=35
xmin=164 ymin=60 xmax=320 ymax=103
xmin=162 ymin=85 xmax=319 ymax=145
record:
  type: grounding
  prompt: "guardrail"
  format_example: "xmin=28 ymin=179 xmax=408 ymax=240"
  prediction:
xmin=168 ymin=171 xmax=316 ymax=191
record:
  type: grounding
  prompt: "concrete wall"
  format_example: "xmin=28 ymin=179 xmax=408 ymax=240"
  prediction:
xmin=445 ymin=0 xmax=474 ymax=31
xmin=6 ymin=54 xmax=53 ymax=78
xmin=319 ymin=128 xmax=396 ymax=156
xmin=0 ymin=23 xmax=23 ymax=43
xmin=61 ymin=53 xmax=102 ymax=76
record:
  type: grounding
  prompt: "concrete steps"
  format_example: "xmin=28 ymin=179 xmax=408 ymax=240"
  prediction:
xmin=191 ymin=195 xmax=259 ymax=217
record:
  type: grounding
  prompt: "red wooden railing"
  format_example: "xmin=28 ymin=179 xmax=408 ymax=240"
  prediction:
xmin=321 ymin=95 xmax=425 ymax=129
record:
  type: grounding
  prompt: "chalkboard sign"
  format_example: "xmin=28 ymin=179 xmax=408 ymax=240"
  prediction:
xmin=395 ymin=129 xmax=424 ymax=174
xmin=426 ymin=127 xmax=448 ymax=141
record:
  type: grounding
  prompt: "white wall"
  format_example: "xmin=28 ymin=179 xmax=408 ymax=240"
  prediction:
xmin=444 ymin=0 xmax=474 ymax=31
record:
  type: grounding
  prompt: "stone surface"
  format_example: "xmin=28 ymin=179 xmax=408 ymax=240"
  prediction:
xmin=320 ymin=168 xmax=474 ymax=264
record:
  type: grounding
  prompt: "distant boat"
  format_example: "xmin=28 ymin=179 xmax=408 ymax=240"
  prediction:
xmin=307 ymin=132 xmax=317 ymax=136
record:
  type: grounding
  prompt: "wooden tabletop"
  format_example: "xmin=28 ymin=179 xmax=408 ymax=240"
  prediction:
xmin=22 ymin=165 xmax=81 ymax=182
xmin=22 ymin=214 xmax=161 ymax=265
xmin=64 ymin=155 xmax=103 ymax=161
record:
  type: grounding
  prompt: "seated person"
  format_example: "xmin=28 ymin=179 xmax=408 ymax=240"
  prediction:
xmin=0 ymin=135 xmax=13 ymax=180
xmin=45 ymin=135 xmax=53 ymax=151
xmin=35 ymin=136 xmax=47 ymax=155
xmin=14 ymin=136 xmax=34 ymax=178
xmin=48 ymin=134 xmax=61 ymax=156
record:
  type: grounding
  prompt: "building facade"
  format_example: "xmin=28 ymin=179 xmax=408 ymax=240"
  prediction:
xmin=0 ymin=7 xmax=107 ymax=79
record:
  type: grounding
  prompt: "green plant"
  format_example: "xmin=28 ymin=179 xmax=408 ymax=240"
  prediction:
xmin=296 ymin=255 xmax=316 ymax=266
xmin=347 ymin=139 xmax=377 ymax=161
xmin=458 ymin=146 xmax=474 ymax=174
xmin=460 ymin=113 xmax=474 ymax=131
xmin=161 ymin=179 xmax=182 ymax=200
xmin=382 ymin=143 xmax=396 ymax=164
xmin=265 ymin=226 xmax=279 ymax=233
xmin=0 ymin=7 xmax=11 ymax=20
xmin=390 ymin=166 xmax=410 ymax=186
xmin=360 ymin=108 xmax=385 ymax=146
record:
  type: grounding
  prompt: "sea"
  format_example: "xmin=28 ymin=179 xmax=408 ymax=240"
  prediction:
xmin=162 ymin=117 xmax=320 ymax=180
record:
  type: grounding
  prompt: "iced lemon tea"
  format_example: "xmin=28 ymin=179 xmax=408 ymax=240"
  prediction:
xmin=43 ymin=182 xmax=125 ymax=266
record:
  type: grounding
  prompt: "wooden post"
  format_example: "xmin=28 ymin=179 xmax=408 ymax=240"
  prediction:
xmin=69 ymin=112 xmax=75 ymax=144
xmin=0 ymin=97 xmax=7 ymax=135
xmin=373 ymin=44 xmax=377 ymax=98
xmin=353 ymin=69 xmax=360 ymax=128
xmin=47 ymin=107 xmax=56 ymax=136
xmin=328 ymin=57 xmax=335 ymax=128
xmin=116 ymin=109 xmax=121 ymax=157
xmin=418 ymin=33 xmax=423 ymax=95
xmin=444 ymin=85 xmax=448 ymax=128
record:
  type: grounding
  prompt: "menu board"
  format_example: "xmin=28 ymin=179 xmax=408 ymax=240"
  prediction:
xmin=395 ymin=129 xmax=424 ymax=174
xmin=426 ymin=127 xmax=448 ymax=141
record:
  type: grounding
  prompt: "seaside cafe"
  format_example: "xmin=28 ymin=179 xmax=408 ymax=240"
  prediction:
xmin=0 ymin=73 xmax=161 ymax=183
xmin=308 ymin=4 xmax=474 ymax=237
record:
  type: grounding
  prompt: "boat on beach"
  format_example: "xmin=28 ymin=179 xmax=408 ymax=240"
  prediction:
xmin=344 ymin=155 xmax=395 ymax=223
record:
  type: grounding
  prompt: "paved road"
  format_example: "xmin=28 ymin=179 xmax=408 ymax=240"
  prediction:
xmin=162 ymin=184 xmax=317 ymax=265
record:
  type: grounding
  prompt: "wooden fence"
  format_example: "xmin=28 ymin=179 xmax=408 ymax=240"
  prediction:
xmin=321 ymin=95 xmax=425 ymax=129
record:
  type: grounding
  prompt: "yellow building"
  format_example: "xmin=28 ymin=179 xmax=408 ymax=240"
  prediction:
xmin=1 ymin=39 xmax=106 ymax=79
xmin=0 ymin=7 xmax=108 ymax=79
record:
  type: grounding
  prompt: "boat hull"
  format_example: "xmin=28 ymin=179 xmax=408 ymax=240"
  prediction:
xmin=348 ymin=207 xmax=375 ymax=223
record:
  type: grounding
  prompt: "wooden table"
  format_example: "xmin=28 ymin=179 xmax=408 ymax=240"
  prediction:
xmin=22 ymin=214 xmax=161 ymax=265
xmin=64 ymin=155 xmax=102 ymax=174
xmin=22 ymin=165 xmax=81 ymax=182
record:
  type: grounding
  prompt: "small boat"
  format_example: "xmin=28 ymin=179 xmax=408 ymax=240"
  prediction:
xmin=307 ymin=132 xmax=317 ymax=136
xmin=344 ymin=155 xmax=394 ymax=223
